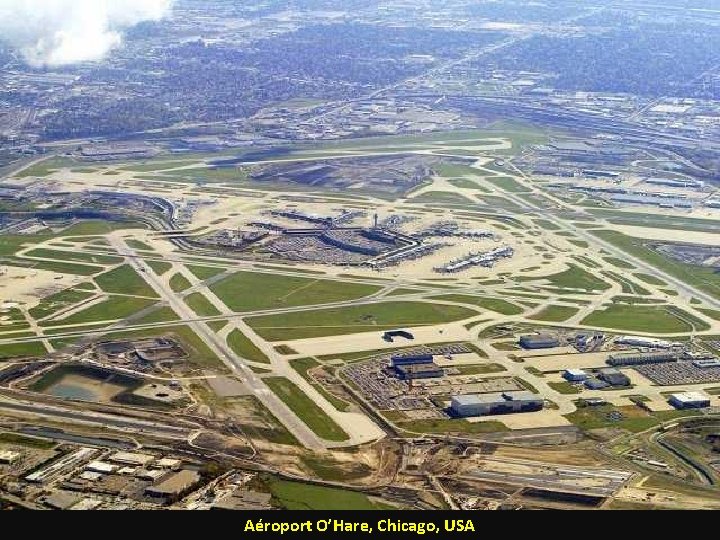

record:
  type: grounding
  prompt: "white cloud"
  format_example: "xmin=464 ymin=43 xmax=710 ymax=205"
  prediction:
xmin=0 ymin=0 xmax=174 ymax=67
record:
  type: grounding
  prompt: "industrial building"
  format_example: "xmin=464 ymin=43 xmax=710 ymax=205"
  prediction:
xmin=693 ymin=359 xmax=720 ymax=369
xmin=109 ymin=452 xmax=155 ymax=467
xmin=0 ymin=450 xmax=21 ymax=465
xmin=584 ymin=378 xmax=610 ymax=390
xmin=450 ymin=392 xmax=544 ymax=418
xmin=607 ymin=351 xmax=679 ymax=367
xmin=391 ymin=354 xmax=433 ymax=368
xmin=598 ymin=368 xmax=632 ymax=387
xmin=519 ymin=334 xmax=560 ymax=350
xmin=145 ymin=470 xmax=201 ymax=501
xmin=669 ymin=392 xmax=711 ymax=410
xmin=563 ymin=369 xmax=589 ymax=382
xmin=615 ymin=336 xmax=672 ymax=349
xmin=393 ymin=363 xmax=444 ymax=380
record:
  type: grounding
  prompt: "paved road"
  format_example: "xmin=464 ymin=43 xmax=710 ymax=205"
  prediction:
xmin=107 ymin=235 xmax=326 ymax=450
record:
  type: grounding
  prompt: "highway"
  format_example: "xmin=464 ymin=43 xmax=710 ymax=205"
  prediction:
xmin=106 ymin=235 xmax=326 ymax=450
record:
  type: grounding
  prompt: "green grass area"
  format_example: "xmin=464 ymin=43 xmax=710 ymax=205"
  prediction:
xmin=264 ymin=377 xmax=348 ymax=441
xmin=534 ymin=219 xmax=562 ymax=231
xmin=603 ymin=257 xmax=635 ymax=270
xmin=60 ymin=220 xmax=145 ymax=236
xmin=169 ymin=273 xmax=193 ymax=293
xmin=544 ymin=264 xmax=610 ymax=291
xmin=447 ymin=178 xmax=485 ymax=190
xmin=23 ymin=248 xmax=122 ymax=266
xmin=29 ymin=288 xmax=96 ymax=320
xmin=452 ymin=363 xmax=506 ymax=375
xmin=484 ymin=176 xmax=530 ymax=193
xmin=6 ymin=258 xmax=103 ymax=276
xmin=248 ymin=301 xmax=478 ymax=341
xmin=592 ymin=230 xmax=720 ymax=300
xmin=396 ymin=418 xmax=508 ymax=435
xmin=548 ymin=381 xmax=582 ymax=395
xmin=432 ymin=295 xmax=523 ymax=316
xmin=698 ymin=309 xmax=720 ymax=321
xmin=410 ymin=191 xmax=474 ymax=204
xmin=211 ymin=272 xmax=381 ymax=313
xmin=581 ymin=304 xmax=704 ymax=333
xmin=612 ymin=296 xmax=665 ymax=305
xmin=528 ymin=305 xmax=579 ymax=322
xmin=187 ymin=265 xmax=227 ymax=281
xmin=185 ymin=293 xmax=222 ymax=317
xmin=567 ymin=239 xmax=590 ymax=249
xmin=565 ymin=404 xmax=701 ymax=433
xmin=602 ymin=271 xmax=651 ymax=296
xmin=132 ymin=307 xmax=181 ymax=324
xmin=0 ymin=341 xmax=47 ymax=360
xmin=587 ymin=209 xmax=720 ymax=233
xmin=126 ymin=240 xmax=154 ymax=251
xmin=119 ymin=159 xmax=200 ymax=173
xmin=300 ymin=455 xmax=372 ymax=482
xmin=268 ymin=479 xmax=387 ymax=510
xmin=290 ymin=357 xmax=350 ymax=411
xmin=634 ymin=273 xmax=667 ymax=286
xmin=96 ymin=264 xmax=158 ymax=298
xmin=207 ymin=320 xmax=228 ymax=332
xmin=0 ymin=432 xmax=55 ymax=449
xmin=146 ymin=260 xmax=172 ymax=276
xmin=43 ymin=296 xmax=156 ymax=326
xmin=227 ymin=329 xmax=270 ymax=364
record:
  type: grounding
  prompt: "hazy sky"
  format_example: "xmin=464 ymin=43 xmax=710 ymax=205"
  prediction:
xmin=0 ymin=0 xmax=175 ymax=66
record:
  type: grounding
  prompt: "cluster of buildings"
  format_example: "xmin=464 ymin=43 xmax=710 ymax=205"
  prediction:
xmin=435 ymin=246 xmax=514 ymax=274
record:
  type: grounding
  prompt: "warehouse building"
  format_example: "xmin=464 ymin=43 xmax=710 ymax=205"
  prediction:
xmin=608 ymin=351 xmax=679 ymax=367
xmin=693 ymin=359 xmax=720 ymax=369
xmin=391 ymin=354 xmax=433 ymax=368
xmin=519 ymin=335 xmax=560 ymax=350
xmin=109 ymin=452 xmax=155 ymax=467
xmin=669 ymin=392 xmax=711 ymax=410
xmin=0 ymin=450 xmax=21 ymax=465
xmin=563 ymin=369 xmax=588 ymax=382
xmin=584 ymin=378 xmax=609 ymax=390
xmin=145 ymin=470 xmax=201 ymax=502
xmin=394 ymin=363 xmax=444 ymax=380
xmin=615 ymin=336 xmax=672 ymax=349
xmin=451 ymin=392 xmax=544 ymax=418
xmin=598 ymin=368 xmax=631 ymax=387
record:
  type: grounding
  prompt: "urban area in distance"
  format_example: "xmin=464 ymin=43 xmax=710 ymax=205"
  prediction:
xmin=1 ymin=0 xmax=720 ymax=511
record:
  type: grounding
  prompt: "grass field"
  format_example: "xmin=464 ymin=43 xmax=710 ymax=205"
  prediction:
xmin=484 ymin=176 xmax=531 ymax=193
xmin=452 ymin=363 xmax=506 ymax=375
xmin=132 ymin=307 xmax=181 ymax=324
xmin=581 ymin=304 xmax=700 ymax=333
xmin=169 ymin=273 xmax=193 ymax=293
xmin=211 ymin=272 xmax=381 ymax=313
xmin=96 ymin=265 xmax=159 ymax=298
xmin=603 ymin=257 xmax=635 ymax=270
xmin=528 ymin=305 xmax=579 ymax=322
xmin=264 ymin=377 xmax=348 ymax=441
xmin=544 ymin=264 xmax=610 ymax=291
xmin=29 ymin=288 xmax=96 ymax=320
xmin=268 ymin=479 xmax=389 ymax=510
xmin=290 ymin=357 xmax=350 ymax=411
xmin=565 ymin=404 xmax=701 ymax=433
xmin=548 ymin=381 xmax=582 ymax=395
xmin=0 ymin=341 xmax=47 ymax=360
xmin=432 ymin=295 xmax=523 ymax=315
xmin=0 ymin=432 xmax=55 ymax=449
xmin=146 ymin=260 xmax=172 ymax=276
xmin=23 ymin=248 xmax=122 ymax=266
xmin=187 ymin=265 xmax=226 ymax=280
xmin=44 ymin=296 xmax=156 ymax=326
xmin=227 ymin=329 xmax=270 ymax=364
xmin=592 ymin=230 xmax=720 ymax=300
xmin=634 ymin=273 xmax=667 ymax=286
xmin=247 ymin=301 xmax=478 ymax=341
xmin=185 ymin=293 xmax=222 ymax=317
xmin=396 ymin=418 xmax=508 ymax=435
